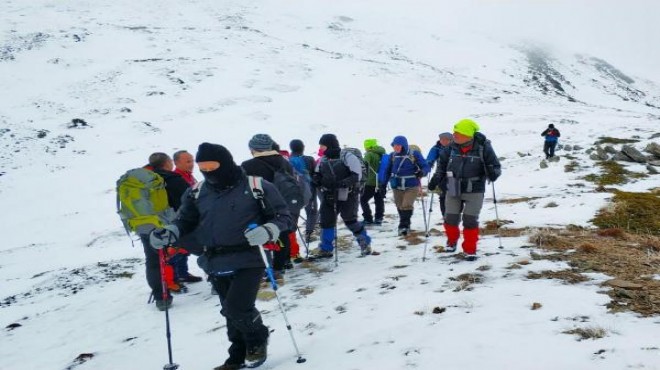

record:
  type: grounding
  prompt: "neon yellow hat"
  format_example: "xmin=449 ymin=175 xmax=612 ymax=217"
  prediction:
xmin=453 ymin=119 xmax=480 ymax=138
xmin=364 ymin=138 xmax=378 ymax=150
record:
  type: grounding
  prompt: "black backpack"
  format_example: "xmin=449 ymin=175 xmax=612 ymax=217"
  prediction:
xmin=259 ymin=160 xmax=308 ymax=214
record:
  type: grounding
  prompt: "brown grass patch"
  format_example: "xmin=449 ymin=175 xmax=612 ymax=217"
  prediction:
xmin=563 ymin=326 xmax=608 ymax=341
xmin=499 ymin=197 xmax=542 ymax=204
xmin=449 ymin=273 xmax=484 ymax=292
xmin=529 ymin=228 xmax=660 ymax=316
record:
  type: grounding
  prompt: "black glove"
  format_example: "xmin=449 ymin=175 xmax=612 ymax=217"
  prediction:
xmin=486 ymin=165 xmax=500 ymax=182
xmin=149 ymin=225 xmax=180 ymax=250
xmin=339 ymin=178 xmax=354 ymax=188
xmin=415 ymin=170 xmax=424 ymax=178
xmin=428 ymin=173 xmax=441 ymax=191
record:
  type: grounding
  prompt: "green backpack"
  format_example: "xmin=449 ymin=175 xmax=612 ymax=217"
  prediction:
xmin=116 ymin=168 xmax=177 ymax=239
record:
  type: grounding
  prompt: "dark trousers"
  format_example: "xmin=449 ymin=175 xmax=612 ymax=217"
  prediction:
xmin=319 ymin=190 xmax=362 ymax=233
xmin=439 ymin=192 xmax=447 ymax=217
xmin=304 ymin=186 xmax=319 ymax=234
xmin=272 ymin=231 xmax=291 ymax=271
xmin=543 ymin=141 xmax=557 ymax=158
xmin=210 ymin=268 xmax=269 ymax=366
xmin=140 ymin=235 xmax=164 ymax=299
xmin=360 ymin=185 xmax=386 ymax=222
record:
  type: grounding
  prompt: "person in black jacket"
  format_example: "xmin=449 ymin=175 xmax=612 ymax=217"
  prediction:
xmin=149 ymin=143 xmax=292 ymax=369
xmin=541 ymin=123 xmax=561 ymax=159
xmin=429 ymin=119 xmax=501 ymax=261
xmin=140 ymin=152 xmax=190 ymax=309
xmin=241 ymin=134 xmax=297 ymax=276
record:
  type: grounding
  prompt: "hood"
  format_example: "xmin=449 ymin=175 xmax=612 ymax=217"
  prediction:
xmin=391 ymin=135 xmax=409 ymax=154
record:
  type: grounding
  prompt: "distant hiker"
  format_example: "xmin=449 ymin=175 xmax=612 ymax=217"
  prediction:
xmin=427 ymin=132 xmax=453 ymax=216
xmin=378 ymin=136 xmax=430 ymax=236
xmin=149 ymin=143 xmax=292 ymax=369
xmin=541 ymin=123 xmax=561 ymax=159
xmin=433 ymin=119 xmax=501 ymax=261
xmin=142 ymin=153 xmax=190 ymax=307
xmin=169 ymin=150 xmax=203 ymax=284
xmin=173 ymin=150 xmax=197 ymax=186
xmin=241 ymin=134 xmax=298 ymax=278
xmin=289 ymin=139 xmax=319 ymax=244
xmin=310 ymin=134 xmax=373 ymax=257
xmin=361 ymin=138 xmax=387 ymax=225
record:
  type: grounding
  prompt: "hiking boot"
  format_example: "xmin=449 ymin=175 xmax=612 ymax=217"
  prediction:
xmin=283 ymin=260 xmax=294 ymax=270
xmin=444 ymin=244 xmax=457 ymax=253
xmin=398 ymin=227 xmax=408 ymax=236
xmin=362 ymin=219 xmax=374 ymax=226
xmin=245 ymin=342 xmax=268 ymax=368
xmin=464 ymin=253 xmax=478 ymax=262
xmin=374 ymin=218 xmax=383 ymax=226
xmin=309 ymin=247 xmax=333 ymax=259
xmin=155 ymin=296 xmax=173 ymax=311
xmin=213 ymin=362 xmax=245 ymax=370
xmin=168 ymin=282 xmax=187 ymax=294
xmin=292 ymin=254 xmax=304 ymax=264
xmin=180 ymin=273 xmax=203 ymax=283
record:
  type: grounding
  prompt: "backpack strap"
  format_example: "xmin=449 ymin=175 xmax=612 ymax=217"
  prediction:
xmin=191 ymin=179 xmax=205 ymax=200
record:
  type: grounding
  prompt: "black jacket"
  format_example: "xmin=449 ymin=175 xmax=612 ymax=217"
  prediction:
xmin=152 ymin=168 xmax=190 ymax=211
xmin=175 ymin=175 xmax=292 ymax=272
xmin=241 ymin=154 xmax=294 ymax=183
xmin=436 ymin=133 xmax=502 ymax=194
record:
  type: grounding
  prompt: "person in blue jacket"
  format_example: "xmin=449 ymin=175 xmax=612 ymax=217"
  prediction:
xmin=541 ymin=124 xmax=561 ymax=159
xmin=425 ymin=132 xmax=453 ymax=169
xmin=378 ymin=136 xmax=430 ymax=236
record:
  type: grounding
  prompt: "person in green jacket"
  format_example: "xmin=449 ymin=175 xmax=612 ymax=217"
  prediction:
xmin=361 ymin=139 xmax=387 ymax=225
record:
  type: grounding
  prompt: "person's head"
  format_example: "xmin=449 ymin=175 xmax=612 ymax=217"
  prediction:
xmin=390 ymin=136 xmax=408 ymax=154
xmin=548 ymin=124 xmax=555 ymax=129
xmin=363 ymin=138 xmax=378 ymax=151
xmin=148 ymin=152 xmax=174 ymax=171
xmin=195 ymin=143 xmax=242 ymax=189
xmin=438 ymin=132 xmax=453 ymax=147
xmin=452 ymin=119 xmax=480 ymax=145
xmin=319 ymin=134 xmax=340 ymax=158
xmin=173 ymin=150 xmax=194 ymax=172
xmin=248 ymin=134 xmax=275 ymax=154
xmin=289 ymin=139 xmax=305 ymax=154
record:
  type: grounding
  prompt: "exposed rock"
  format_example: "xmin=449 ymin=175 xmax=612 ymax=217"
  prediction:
xmin=644 ymin=142 xmax=660 ymax=158
xmin=590 ymin=146 xmax=609 ymax=161
xmin=517 ymin=152 xmax=531 ymax=157
xmin=603 ymin=145 xmax=617 ymax=154
xmin=621 ymin=145 xmax=647 ymax=163
xmin=648 ymin=160 xmax=660 ymax=167
xmin=557 ymin=144 xmax=564 ymax=150
xmin=572 ymin=145 xmax=583 ymax=151
xmin=563 ymin=144 xmax=572 ymax=151
xmin=548 ymin=156 xmax=560 ymax=162
xmin=605 ymin=279 xmax=644 ymax=290
xmin=650 ymin=132 xmax=660 ymax=140
xmin=647 ymin=165 xmax=659 ymax=174
xmin=540 ymin=160 xmax=548 ymax=169
xmin=612 ymin=152 xmax=634 ymax=162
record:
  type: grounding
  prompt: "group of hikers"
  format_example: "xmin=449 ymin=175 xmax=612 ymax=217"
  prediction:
xmin=117 ymin=118 xmax=506 ymax=369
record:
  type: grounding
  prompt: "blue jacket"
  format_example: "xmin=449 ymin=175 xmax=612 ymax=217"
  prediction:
xmin=378 ymin=136 xmax=430 ymax=190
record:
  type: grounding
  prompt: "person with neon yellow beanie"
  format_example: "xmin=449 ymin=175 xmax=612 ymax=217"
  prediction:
xmin=429 ymin=119 xmax=501 ymax=261
xmin=361 ymin=138 xmax=387 ymax=225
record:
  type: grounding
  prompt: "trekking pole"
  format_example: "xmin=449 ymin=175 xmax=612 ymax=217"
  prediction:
xmin=491 ymin=182 xmax=504 ymax=249
xmin=248 ymin=225 xmax=307 ymax=364
xmin=158 ymin=249 xmax=179 ymax=370
xmin=418 ymin=184 xmax=430 ymax=262
xmin=333 ymin=200 xmax=339 ymax=267
xmin=296 ymin=225 xmax=310 ymax=258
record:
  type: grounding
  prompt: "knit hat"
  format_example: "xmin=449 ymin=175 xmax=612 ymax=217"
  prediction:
xmin=363 ymin=138 xmax=378 ymax=150
xmin=439 ymin=132 xmax=453 ymax=141
xmin=319 ymin=134 xmax=339 ymax=149
xmin=248 ymin=134 xmax=275 ymax=151
xmin=453 ymin=119 xmax=480 ymax=138
xmin=289 ymin=139 xmax=304 ymax=154
xmin=548 ymin=124 xmax=555 ymax=129
xmin=195 ymin=142 xmax=234 ymax=164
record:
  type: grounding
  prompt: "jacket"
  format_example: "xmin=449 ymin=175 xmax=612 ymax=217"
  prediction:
xmin=363 ymin=145 xmax=386 ymax=187
xmin=378 ymin=136 xmax=430 ymax=190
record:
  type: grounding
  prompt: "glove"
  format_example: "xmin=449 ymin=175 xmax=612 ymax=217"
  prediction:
xmin=149 ymin=225 xmax=180 ymax=250
xmin=415 ymin=170 xmax=424 ymax=178
xmin=486 ymin=165 xmax=500 ymax=182
xmin=428 ymin=173 xmax=440 ymax=191
xmin=339 ymin=178 xmax=354 ymax=188
xmin=244 ymin=223 xmax=280 ymax=246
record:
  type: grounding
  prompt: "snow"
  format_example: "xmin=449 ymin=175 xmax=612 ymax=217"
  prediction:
xmin=1 ymin=0 xmax=659 ymax=369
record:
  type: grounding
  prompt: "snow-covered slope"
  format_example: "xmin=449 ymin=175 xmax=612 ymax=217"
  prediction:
xmin=1 ymin=1 xmax=659 ymax=369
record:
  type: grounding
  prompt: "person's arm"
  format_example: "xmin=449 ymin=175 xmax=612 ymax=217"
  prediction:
xmin=261 ymin=181 xmax=293 ymax=232
xmin=483 ymin=143 xmax=502 ymax=182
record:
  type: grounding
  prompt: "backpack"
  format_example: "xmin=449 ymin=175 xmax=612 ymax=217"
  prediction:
xmin=341 ymin=147 xmax=367 ymax=188
xmin=260 ymin=160 xmax=310 ymax=214
xmin=116 ymin=168 xmax=177 ymax=240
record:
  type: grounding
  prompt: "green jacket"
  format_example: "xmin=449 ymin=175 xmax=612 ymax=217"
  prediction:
xmin=364 ymin=145 xmax=386 ymax=186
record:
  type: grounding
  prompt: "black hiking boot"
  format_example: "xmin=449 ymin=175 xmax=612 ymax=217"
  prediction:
xmin=155 ymin=296 xmax=173 ymax=311
xmin=213 ymin=363 xmax=245 ymax=370
xmin=245 ymin=342 xmax=268 ymax=368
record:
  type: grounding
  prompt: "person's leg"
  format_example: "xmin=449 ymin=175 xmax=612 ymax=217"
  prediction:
xmin=443 ymin=195 xmax=463 ymax=250
xmin=360 ymin=185 xmax=376 ymax=223
xmin=140 ymin=235 xmax=165 ymax=299
xmin=460 ymin=193 xmax=485 ymax=255
xmin=374 ymin=186 xmax=386 ymax=223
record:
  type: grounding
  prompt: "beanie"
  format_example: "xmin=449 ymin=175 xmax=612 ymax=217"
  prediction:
xmin=289 ymin=139 xmax=305 ymax=154
xmin=439 ymin=132 xmax=453 ymax=141
xmin=319 ymin=134 xmax=340 ymax=149
xmin=363 ymin=138 xmax=378 ymax=150
xmin=195 ymin=142 xmax=234 ymax=164
xmin=248 ymin=134 xmax=275 ymax=151
xmin=548 ymin=124 xmax=555 ymax=129
xmin=453 ymin=119 xmax=480 ymax=138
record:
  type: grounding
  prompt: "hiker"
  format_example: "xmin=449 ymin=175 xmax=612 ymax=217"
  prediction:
xmin=361 ymin=138 xmax=387 ymax=225
xmin=310 ymin=134 xmax=373 ymax=257
xmin=432 ymin=119 xmax=501 ymax=261
xmin=241 ymin=134 xmax=297 ymax=277
xmin=426 ymin=132 xmax=453 ymax=216
xmin=379 ymin=136 xmax=430 ymax=236
xmin=169 ymin=150 xmax=203 ymax=284
xmin=149 ymin=143 xmax=292 ymax=369
xmin=289 ymin=139 xmax=318 ymax=245
xmin=541 ymin=123 xmax=561 ymax=159
xmin=142 ymin=153 xmax=190 ymax=308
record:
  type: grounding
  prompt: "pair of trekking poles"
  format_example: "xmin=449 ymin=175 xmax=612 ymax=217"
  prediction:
xmin=156 ymin=227 xmax=307 ymax=370
xmin=418 ymin=177 xmax=504 ymax=262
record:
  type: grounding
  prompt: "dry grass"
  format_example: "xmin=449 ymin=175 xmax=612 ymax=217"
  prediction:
xmin=591 ymin=191 xmax=660 ymax=235
xmin=529 ymin=228 xmax=660 ymax=316
xmin=563 ymin=326 xmax=608 ymax=341
xmin=499 ymin=196 xmax=542 ymax=204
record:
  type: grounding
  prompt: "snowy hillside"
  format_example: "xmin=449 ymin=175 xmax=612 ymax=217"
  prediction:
xmin=1 ymin=1 xmax=659 ymax=369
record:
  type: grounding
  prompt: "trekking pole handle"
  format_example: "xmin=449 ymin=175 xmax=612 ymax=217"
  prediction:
xmin=248 ymin=223 xmax=278 ymax=291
